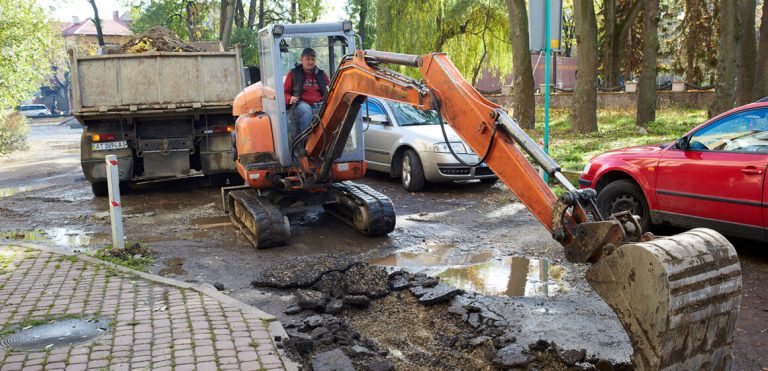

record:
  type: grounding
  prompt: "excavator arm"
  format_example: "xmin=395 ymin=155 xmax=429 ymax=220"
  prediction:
xmin=296 ymin=50 xmax=742 ymax=370
xmin=301 ymin=50 xmax=636 ymax=264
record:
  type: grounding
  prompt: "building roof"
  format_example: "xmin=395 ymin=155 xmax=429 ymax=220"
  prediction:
xmin=62 ymin=12 xmax=133 ymax=37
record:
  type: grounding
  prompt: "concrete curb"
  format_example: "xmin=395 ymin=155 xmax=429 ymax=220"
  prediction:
xmin=7 ymin=242 xmax=300 ymax=371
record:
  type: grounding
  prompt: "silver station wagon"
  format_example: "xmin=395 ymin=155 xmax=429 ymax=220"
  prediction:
xmin=362 ymin=97 xmax=497 ymax=191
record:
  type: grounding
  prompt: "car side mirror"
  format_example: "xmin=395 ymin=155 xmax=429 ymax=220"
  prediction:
xmin=364 ymin=114 xmax=390 ymax=125
xmin=675 ymin=136 xmax=689 ymax=150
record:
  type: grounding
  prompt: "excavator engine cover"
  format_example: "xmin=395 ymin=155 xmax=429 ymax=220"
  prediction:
xmin=586 ymin=228 xmax=740 ymax=370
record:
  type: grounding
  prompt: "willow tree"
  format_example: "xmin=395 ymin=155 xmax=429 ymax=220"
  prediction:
xmin=374 ymin=0 xmax=512 ymax=82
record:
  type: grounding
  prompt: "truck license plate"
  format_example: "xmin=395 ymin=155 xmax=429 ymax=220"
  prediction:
xmin=91 ymin=141 xmax=128 ymax=151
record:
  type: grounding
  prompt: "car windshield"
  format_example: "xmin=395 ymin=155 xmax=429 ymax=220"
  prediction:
xmin=389 ymin=101 xmax=441 ymax=126
xmin=19 ymin=105 xmax=45 ymax=111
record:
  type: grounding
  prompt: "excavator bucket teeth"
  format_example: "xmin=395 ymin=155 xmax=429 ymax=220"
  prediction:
xmin=586 ymin=228 xmax=741 ymax=371
xmin=227 ymin=190 xmax=290 ymax=248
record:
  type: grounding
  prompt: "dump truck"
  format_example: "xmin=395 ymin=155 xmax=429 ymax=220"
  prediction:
xmin=70 ymin=45 xmax=247 ymax=196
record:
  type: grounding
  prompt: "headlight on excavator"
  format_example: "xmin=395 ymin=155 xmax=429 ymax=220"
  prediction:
xmin=433 ymin=142 xmax=467 ymax=154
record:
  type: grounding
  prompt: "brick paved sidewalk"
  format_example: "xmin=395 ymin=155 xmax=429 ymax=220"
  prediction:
xmin=0 ymin=244 xmax=296 ymax=371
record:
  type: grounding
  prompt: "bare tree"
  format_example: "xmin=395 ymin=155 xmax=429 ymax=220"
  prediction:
xmin=258 ymin=0 xmax=265 ymax=29
xmin=86 ymin=0 xmax=105 ymax=47
xmin=754 ymin=0 xmax=768 ymax=99
xmin=504 ymin=0 xmax=535 ymax=130
xmin=709 ymin=0 xmax=738 ymax=117
xmin=235 ymin=0 xmax=245 ymax=29
xmin=572 ymin=0 xmax=598 ymax=133
xmin=736 ymin=0 xmax=756 ymax=105
xmin=636 ymin=0 xmax=660 ymax=126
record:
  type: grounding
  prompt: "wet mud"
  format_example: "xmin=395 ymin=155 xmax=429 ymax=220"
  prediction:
xmin=1 ymin=121 xmax=766 ymax=369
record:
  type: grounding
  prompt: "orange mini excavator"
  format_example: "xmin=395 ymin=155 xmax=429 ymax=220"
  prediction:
xmin=228 ymin=23 xmax=741 ymax=370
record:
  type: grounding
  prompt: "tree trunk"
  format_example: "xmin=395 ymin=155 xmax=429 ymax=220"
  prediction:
xmin=247 ymin=0 xmax=257 ymax=28
xmin=684 ymin=0 xmax=701 ymax=85
xmin=221 ymin=0 xmax=234 ymax=48
xmin=504 ymin=0 xmax=535 ymax=130
xmin=600 ymin=0 xmax=643 ymax=87
xmin=572 ymin=0 xmax=598 ymax=133
xmin=358 ymin=0 xmax=367 ymax=48
xmin=736 ymin=0 xmax=756 ymax=105
xmin=709 ymin=0 xmax=738 ymax=117
xmin=636 ymin=0 xmax=660 ymax=126
xmin=86 ymin=0 xmax=105 ymax=46
xmin=234 ymin=0 xmax=245 ymax=29
xmin=185 ymin=0 xmax=197 ymax=41
xmin=258 ymin=0 xmax=265 ymax=29
xmin=754 ymin=0 xmax=768 ymax=99
xmin=291 ymin=0 xmax=297 ymax=23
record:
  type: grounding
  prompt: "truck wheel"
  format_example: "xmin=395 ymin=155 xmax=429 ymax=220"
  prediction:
xmin=401 ymin=149 xmax=425 ymax=192
xmin=91 ymin=182 xmax=108 ymax=197
xmin=596 ymin=179 xmax=651 ymax=231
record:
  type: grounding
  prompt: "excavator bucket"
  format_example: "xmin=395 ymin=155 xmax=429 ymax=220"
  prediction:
xmin=586 ymin=228 xmax=741 ymax=371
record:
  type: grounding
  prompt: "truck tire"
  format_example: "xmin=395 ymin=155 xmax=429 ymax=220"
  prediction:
xmin=91 ymin=182 xmax=108 ymax=197
xmin=596 ymin=179 xmax=650 ymax=231
xmin=401 ymin=149 xmax=425 ymax=192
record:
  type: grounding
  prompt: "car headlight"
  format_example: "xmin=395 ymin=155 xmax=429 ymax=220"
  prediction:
xmin=433 ymin=142 xmax=467 ymax=154
xmin=582 ymin=162 xmax=592 ymax=174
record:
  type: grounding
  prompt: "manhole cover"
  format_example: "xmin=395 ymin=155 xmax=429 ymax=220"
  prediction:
xmin=0 ymin=317 xmax=111 ymax=351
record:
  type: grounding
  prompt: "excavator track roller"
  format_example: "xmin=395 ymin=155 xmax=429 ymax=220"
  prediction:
xmin=227 ymin=190 xmax=290 ymax=248
xmin=322 ymin=181 xmax=396 ymax=236
xmin=586 ymin=228 xmax=740 ymax=371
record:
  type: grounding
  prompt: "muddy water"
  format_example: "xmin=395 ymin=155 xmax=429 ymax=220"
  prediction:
xmin=369 ymin=245 xmax=568 ymax=297
xmin=0 ymin=228 xmax=104 ymax=251
xmin=0 ymin=185 xmax=44 ymax=198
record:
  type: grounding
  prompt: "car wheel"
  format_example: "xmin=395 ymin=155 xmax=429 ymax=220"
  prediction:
xmin=91 ymin=181 xmax=108 ymax=197
xmin=401 ymin=149 xmax=425 ymax=192
xmin=596 ymin=179 xmax=651 ymax=231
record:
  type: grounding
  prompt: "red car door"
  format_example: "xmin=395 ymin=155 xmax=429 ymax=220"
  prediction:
xmin=656 ymin=108 xmax=768 ymax=239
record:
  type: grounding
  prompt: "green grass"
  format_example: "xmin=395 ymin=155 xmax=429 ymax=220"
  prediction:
xmin=90 ymin=242 xmax=155 ymax=272
xmin=526 ymin=108 xmax=708 ymax=171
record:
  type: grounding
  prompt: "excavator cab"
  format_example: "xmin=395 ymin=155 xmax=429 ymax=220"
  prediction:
xmin=255 ymin=22 xmax=363 ymax=168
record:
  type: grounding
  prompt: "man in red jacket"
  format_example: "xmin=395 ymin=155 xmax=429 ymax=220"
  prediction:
xmin=284 ymin=47 xmax=330 ymax=136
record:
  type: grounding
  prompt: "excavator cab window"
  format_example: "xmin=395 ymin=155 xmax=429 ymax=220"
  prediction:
xmin=277 ymin=36 xmax=348 ymax=82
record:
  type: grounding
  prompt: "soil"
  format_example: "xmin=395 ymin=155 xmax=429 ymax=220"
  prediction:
xmin=121 ymin=26 xmax=203 ymax=53
xmin=1 ymin=119 xmax=766 ymax=370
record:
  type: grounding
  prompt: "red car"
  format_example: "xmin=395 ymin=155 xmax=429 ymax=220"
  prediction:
xmin=579 ymin=102 xmax=768 ymax=241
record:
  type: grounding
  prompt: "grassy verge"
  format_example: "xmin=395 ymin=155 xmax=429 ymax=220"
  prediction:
xmin=90 ymin=242 xmax=155 ymax=272
xmin=524 ymin=108 xmax=708 ymax=171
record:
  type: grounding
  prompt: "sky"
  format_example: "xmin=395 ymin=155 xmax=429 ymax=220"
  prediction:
xmin=36 ymin=0 xmax=348 ymax=23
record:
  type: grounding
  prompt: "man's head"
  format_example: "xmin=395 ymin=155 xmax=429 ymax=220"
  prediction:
xmin=300 ymin=48 xmax=317 ymax=72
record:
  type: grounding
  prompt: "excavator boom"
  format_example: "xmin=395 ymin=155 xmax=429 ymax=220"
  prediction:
xmin=295 ymin=49 xmax=742 ymax=370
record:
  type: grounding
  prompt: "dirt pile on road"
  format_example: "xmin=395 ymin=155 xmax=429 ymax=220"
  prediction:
xmin=121 ymin=27 xmax=203 ymax=53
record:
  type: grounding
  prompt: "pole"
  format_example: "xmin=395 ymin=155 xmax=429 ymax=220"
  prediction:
xmin=105 ymin=155 xmax=124 ymax=249
xmin=543 ymin=0 xmax=552 ymax=183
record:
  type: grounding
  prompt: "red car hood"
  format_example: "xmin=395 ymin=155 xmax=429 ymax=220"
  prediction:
xmin=592 ymin=144 xmax=666 ymax=161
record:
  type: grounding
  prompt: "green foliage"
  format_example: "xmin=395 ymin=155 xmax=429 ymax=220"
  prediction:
xmin=0 ymin=0 xmax=64 ymax=109
xmin=90 ymin=242 xmax=155 ymax=272
xmin=0 ymin=112 xmax=29 ymax=156
xmin=232 ymin=27 xmax=259 ymax=65
xmin=374 ymin=0 xmax=512 ymax=80
xmin=527 ymin=108 xmax=708 ymax=171
xmin=131 ymin=0 xmax=217 ymax=41
xmin=345 ymin=0 xmax=376 ymax=49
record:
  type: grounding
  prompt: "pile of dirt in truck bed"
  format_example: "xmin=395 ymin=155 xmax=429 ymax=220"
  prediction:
xmin=121 ymin=26 xmax=203 ymax=53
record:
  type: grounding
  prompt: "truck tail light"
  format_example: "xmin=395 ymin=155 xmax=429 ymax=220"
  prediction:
xmin=91 ymin=134 xmax=116 ymax=142
xmin=205 ymin=126 xmax=235 ymax=134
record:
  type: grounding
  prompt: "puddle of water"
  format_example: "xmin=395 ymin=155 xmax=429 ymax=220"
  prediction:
xmin=159 ymin=257 xmax=186 ymax=277
xmin=0 ymin=185 xmax=43 ymax=198
xmin=0 ymin=229 xmax=104 ymax=250
xmin=369 ymin=247 xmax=567 ymax=297
xmin=190 ymin=216 xmax=233 ymax=231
